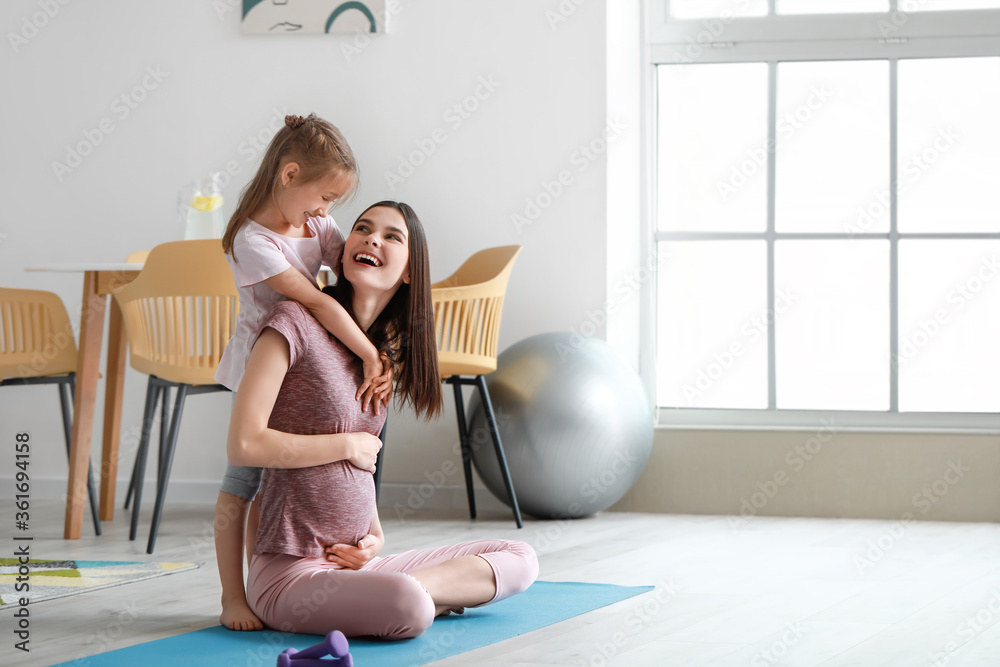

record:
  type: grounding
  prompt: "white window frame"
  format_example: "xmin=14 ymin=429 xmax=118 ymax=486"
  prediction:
xmin=643 ymin=1 xmax=1000 ymax=432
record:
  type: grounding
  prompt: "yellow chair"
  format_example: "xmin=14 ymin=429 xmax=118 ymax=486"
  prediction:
xmin=125 ymin=250 xmax=150 ymax=264
xmin=113 ymin=240 xmax=239 ymax=553
xmin=431 ymin=245 xmax=523 ymax=528
xmin=120 ymin=249 xmax=172 ymax=514
xmin=0 ymin=287 xmax=101 ymax=535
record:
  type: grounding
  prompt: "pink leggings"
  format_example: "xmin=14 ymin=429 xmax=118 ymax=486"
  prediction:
xmin=246 ymin=539 xmax=538 ymax=639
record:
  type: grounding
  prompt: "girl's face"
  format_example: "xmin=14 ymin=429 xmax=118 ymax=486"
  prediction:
xmin=343 ymin=206 xmax=410 ymax=296
xmin=278 ymin=166 xmax=353 ymax=228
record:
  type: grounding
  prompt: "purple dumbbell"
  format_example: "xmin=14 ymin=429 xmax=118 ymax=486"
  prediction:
xmin=281 ymin=660 xmax=353 ymax=667
xmin=294 ymin=631 xmax=350 ymax=660
xmin=275 ymin=631 xmax=352 ymax=667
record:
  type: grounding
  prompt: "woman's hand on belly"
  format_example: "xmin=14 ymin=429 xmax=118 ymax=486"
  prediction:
xmin=346 ymin=432 xmax=382 ymax=473
xmin=324 ymin=533 xmax=383 ymax=570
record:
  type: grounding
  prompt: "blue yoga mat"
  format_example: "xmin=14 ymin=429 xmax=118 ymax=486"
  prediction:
xmin=51 ymin=581 xmax=652 ymax=667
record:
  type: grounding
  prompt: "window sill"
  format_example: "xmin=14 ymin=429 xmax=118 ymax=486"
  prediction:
xmin=656 ymin=408 xmax=1000 ymax=435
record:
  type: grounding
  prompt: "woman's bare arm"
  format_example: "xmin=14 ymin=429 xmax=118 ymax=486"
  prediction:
xmin=227 ymin=328 xmax=382 ymax=469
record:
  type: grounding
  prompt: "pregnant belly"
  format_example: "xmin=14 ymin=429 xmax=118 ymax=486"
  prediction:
xmin=259 ymin=462 xmax=376 ymax=557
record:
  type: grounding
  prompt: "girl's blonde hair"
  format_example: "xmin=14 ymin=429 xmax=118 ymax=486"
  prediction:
xmin=222 ymin=113 xmax=358 ymax=257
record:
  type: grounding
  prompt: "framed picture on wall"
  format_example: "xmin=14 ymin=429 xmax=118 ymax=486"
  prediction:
xmin=241 ymin=0 xmax=387 ymax=35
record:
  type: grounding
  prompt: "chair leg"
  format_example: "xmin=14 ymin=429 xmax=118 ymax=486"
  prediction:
xmin=59 ymin=376 xmax=101 ymax=536
xmin=130 ymin=379 xmax=161 ymax=542
xmin=124 ymin=459 xmax=137 ymax=510
xmin=125 ymin=386 xmax=171 ymax=511
xmin=475 ymin=375 xmax=522 ymax=528
xmin=158 ymin=386 xmax=172 ymax=477
xmin=147 ymin=385 xmax=188 ymax=554
xmin=450 ymin=378 xmax=477 ymax=520
xmin=374 ymin=420 xmax=386 ymax=503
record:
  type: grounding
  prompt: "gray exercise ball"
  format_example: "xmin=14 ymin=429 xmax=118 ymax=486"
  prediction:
xmin=467 ymin=332 xmax=653 ymax=519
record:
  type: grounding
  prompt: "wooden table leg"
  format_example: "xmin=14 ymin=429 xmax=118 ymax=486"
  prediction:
xmin=99 ymin=297 xmax=127 ymax=521
xmin=64 ymin=271 xmax=106 ymax=539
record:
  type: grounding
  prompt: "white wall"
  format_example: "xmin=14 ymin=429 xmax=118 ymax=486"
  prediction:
xmin=0 ymin=0 xmax=615 ymax=499
xmin=5 ymin=3 xmax=996 ymax=527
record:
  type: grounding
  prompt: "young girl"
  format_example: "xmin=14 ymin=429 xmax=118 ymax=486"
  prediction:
xmin=215 ymin=113 xmax=390 ymax=631
xmin=228 ymin=201 xmax=537 ymax=638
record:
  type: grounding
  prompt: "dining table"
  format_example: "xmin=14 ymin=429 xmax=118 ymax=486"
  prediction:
xmin=25 ymin=262 xmax=143 ymax=539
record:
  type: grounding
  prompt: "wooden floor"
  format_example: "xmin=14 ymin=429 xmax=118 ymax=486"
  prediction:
xmin=4 ymin=499 xmax=1000 ymax=666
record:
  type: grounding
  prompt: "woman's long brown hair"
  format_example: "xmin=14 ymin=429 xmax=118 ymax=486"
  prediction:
xmin=324 ymin=201 xmax=443 ymax=420
xmin=222 ymin=114 xmax=358 ymax=258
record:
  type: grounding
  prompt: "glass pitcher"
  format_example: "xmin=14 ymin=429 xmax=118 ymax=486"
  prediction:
xmin=179 ymin=174 xmax=225 ymax=240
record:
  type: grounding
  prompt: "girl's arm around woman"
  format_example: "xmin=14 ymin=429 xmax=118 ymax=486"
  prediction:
xmin=227 ymin=327 xmax=381 ymax=470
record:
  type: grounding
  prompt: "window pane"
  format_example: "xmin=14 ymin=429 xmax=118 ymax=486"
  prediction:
xmin=657 ymin=241 xmax=768 ymax=408
xmin=775 ymin=61 xmax=889 ymax=233
xmin=898 ymin=241 xmax=1000 ymax=412
xmin=775 ymin=240 xmax=889 ymax=410
xmin=897 ymin=58 xmax=1000 ymax=233
xmin=658 ymin=63 xmax=768 ymax=232
xmin=903 ymin=0 xmax=1000 ymax=10
xmin=669 ymin=0 xmax=767 ymax=19
xmin=777 ymin=0 xmax=887 ymax=13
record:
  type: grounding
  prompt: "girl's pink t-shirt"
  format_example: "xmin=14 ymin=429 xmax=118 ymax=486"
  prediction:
xmin=215 ymin=216 xmax=344 ymax=391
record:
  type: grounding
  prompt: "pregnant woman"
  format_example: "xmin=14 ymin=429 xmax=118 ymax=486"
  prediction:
xmin=226 ymin=201 xmax=538 ymax=638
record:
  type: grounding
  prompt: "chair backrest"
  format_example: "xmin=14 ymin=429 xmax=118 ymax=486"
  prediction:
xmin=114 ymin=240 xmax=239 ymax=385
xmin=0 ymin=287 xmax=78 ymax=381
xmin=431 ymin=245 xmax=521 ymax=377
xmin=126 ymin=250 xmax=150 ymax=264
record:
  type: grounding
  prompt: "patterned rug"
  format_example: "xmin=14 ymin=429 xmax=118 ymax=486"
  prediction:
xmin=0 ymin=559 xmax=199 ymax=607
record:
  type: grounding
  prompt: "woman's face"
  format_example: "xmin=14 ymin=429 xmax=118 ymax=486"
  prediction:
xmin=342 ymin=206 xmax=410 ymax=295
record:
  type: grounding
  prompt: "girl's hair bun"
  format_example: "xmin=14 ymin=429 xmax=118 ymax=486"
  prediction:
xmin=285 ymin=115 xmax=307 ymax=129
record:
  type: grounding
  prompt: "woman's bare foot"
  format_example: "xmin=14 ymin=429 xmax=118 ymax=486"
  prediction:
xmin=434 ymin=605 xmax=466 ymax=617
xmin=220 ymin=597 xmax=264 ymax=631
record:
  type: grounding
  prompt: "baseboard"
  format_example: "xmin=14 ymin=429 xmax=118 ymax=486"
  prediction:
xmin=0 ymin=477 xmax=225 ymax=506
xmin=377 ymin=482 xmax=509 ymax=518
xmin=0 ymin=477 xmax=509 ymax=515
